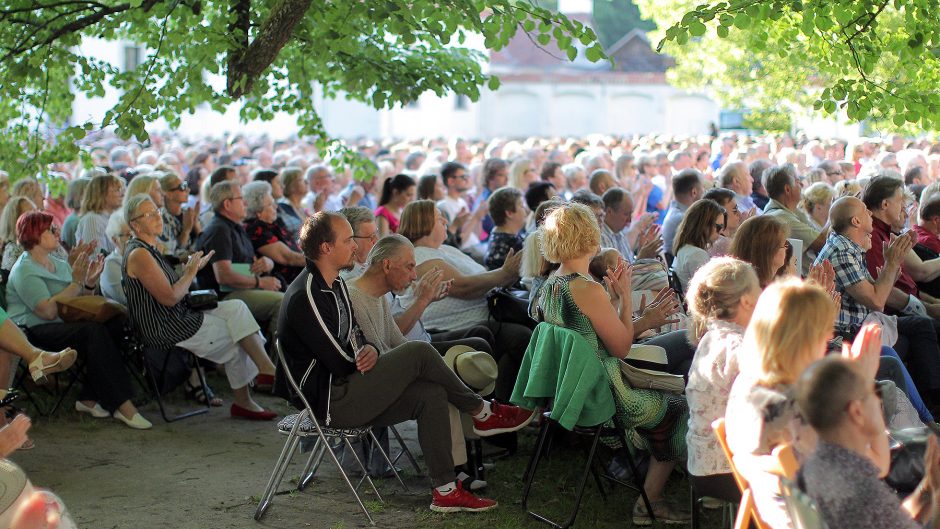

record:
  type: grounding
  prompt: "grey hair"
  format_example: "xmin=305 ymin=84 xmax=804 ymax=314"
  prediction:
xmin=366 ymin=234 xmax=413 ymax=268
xmin=242 ymin=180 xmax=272 ymax=218
xmin=209 ymin=180 xmax=239 ymax=212
xmin=339 ymin=206 xmax=375 ymax=233
xmin=105 ymin=209 xmax=128 ymax=240
xmin=123 ymin=174 xmax=159 ymax=207
xmin=66 ymin=177 xmax=91 ymax=210
xmin=124 ymin=193 xmax=156 ymax=234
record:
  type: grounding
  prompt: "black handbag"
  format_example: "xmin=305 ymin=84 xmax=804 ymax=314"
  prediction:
xmin=885 ymin=426 xmax=928 ymax=494
xmin=486 ymin=288 xmax=536 ymax=329
xmin=184 ymin=289 xmax=218 ymax=311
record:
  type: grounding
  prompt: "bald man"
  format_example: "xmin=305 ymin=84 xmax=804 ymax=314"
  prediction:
xmin=816 ymin=196 xmax=940 ymax=406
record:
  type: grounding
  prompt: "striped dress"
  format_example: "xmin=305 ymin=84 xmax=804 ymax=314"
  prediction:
xmin=539 ymin=273 xmax=688 ymax=461
xmin=122 ymin=238 xmax=203 ymax=348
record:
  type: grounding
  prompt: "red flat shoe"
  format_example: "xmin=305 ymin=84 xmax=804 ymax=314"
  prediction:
xmin=254 ymin=373 xmax=275 ymax=392
xmin=230 ymin=403 xmax=277 ymax=421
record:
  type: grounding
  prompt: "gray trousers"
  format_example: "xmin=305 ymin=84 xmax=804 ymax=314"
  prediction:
xmin=327 ymin=341 xmax=483 ymax=487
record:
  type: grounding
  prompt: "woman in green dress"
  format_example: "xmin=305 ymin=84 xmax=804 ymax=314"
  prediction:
xmin=536 ymin=202 xmax=689 ymax=526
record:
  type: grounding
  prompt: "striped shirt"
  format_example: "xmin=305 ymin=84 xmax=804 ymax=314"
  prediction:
xmin=123 ymin=238 xmax=203 ymax=348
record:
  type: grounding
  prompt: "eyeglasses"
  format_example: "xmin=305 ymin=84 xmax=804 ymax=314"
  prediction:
xmin=228 ymin=196 xmax=245 ymax=202
xmin=714 ymin=223 xmax=725 ymax=231
xmin=48 ymin=224 xmax=59 ymax=235
xmin=169 ymin=182 xmax=189 ymax=192
xmin=131 ymin=210 xmax=161 ymax=222
xmin=353 ymin=232 xmax=380 ymax=242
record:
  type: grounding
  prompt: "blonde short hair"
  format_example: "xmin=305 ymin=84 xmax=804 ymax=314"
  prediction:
xmin=686 ymin=257 xmax=760 ymax=344
xmin=742 ymin=278 xmax=836 ymax=386
xmin=123 ymin=175 xmax=159 ymax=207
xmin=540 ymin=203 xmax=600 ymax=263
xmin=82 ymin=174 xmax=124 ymax=213
xmin=800 ymin=182 xmax=834 ymax=211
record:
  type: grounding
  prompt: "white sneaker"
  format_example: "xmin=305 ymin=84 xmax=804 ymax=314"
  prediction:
xmin=75 ymin=401 xmax=109 ymax=418
xmin=113 ymin=411 xmax=152 ymax=430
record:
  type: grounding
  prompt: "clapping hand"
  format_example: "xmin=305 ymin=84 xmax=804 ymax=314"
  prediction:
xmin=843 ymin=323 xmax=882 ymax=381
xmin=636 ymin=224 xmax=663 ymax=260
xmin=808 ymin=259 xmax=836 ymax=294
xmin=603 ymin=259 xmax=633 ymax=301
xmin=414 ymin=266 xmax=449 ymax=304
xmin=637 ymin=286 xmax=681 ymax=329
xmin=183 ymin=250 xmax=215 ymax=276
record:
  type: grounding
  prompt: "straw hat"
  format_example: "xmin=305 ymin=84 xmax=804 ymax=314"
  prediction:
xmin=443 ymin=345 xmax=497 ymax=396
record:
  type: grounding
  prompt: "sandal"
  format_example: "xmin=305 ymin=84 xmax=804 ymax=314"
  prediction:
xmin=632 ymin=498 xmax=691 ymax=526
xmin=185 ymin=382 xmax=223 ymax=407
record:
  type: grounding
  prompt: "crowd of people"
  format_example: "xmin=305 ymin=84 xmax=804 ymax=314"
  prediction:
xmin=2 ymin=129 xmax=940 ymax=524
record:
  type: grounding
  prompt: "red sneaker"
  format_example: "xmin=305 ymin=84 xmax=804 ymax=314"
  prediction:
xmin=430 ymin=481 xmax=497 ymax=513
xmin=472 ymin=402 xmax=536 ymax=437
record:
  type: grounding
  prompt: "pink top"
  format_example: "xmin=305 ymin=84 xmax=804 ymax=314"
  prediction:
xmin=374 ymin=205 xmax=400 ymax=233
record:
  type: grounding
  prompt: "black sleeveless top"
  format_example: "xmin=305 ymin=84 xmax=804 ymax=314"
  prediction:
xmin=122 ymin=238 xmax=203 ymax=348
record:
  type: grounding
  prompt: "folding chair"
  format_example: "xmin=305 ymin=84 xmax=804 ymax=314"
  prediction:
xmin=713 ymin=418 xmax=799 ymax=529
xmin=517 ymin=323 xmax=655 ymax=529
xmin=521 ymin=411 xmax=654 ymax=529
xmin=254 ymin=340 xmax=406 ymax=525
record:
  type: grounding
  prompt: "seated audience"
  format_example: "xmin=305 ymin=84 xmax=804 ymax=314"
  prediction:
xmin=524 ymin=203 xmax=689 ymax=525
xmin=662 ymin=169 xmax=704 ymax=257
xmin=157 ymin=172 xmax=199 ymax=257
xmin=195 ymin=181 xmax=283 ymax=339
xmin=417 ymin=174 xmax=446 ymax=201
xmin=374 ymin=174 xmax=415 ymax=236
xmin=672 ymin=199 xmax=725 ymax=290
xmin=601 ymin=188 xmax=661 ymax=263
xmin=0 ymin=197 xmax=36 ymax=273
xmin=11 ymin=179 xmax=43 ymax=214
xmin=719 ymin=161 xmax=757 ymax=213
xmin=763 ymin=163 xmax=829 ymax=274
xmin=123 ymin=194 xmax=277 ymax=420
xmin=277 ymin=166 xmax=307 ymax=238
xmin=276 ymin=211 xmax=534 ymax=513
xmin=338 ymin=207 xmax=379 ymax=280
xmin=100 ymin=211 xmax=132 ymax=305
xmin=398 ymin=200 xmax=529 ymax=400
xmin=703 ymin=187 xmax=744 ymax=257
xmin=797 ymin=356 xmax=940 ymax=529
xmin=483 ymin=187 xmax=526 ymax=270
xmin=685 ymin=258 xmax=761 ymax=504
xmin=730 ymin=216 xmax=791 ymax=288
xmin=725 ymin=278 xmax=881 ymax=529
xmin=6 ymin=211 xmax=149 ymax=429
xmin=800 ymin=182 xmax=834 ymax=231
xmin=523 ymin=181 xmax=556 ymax=232
xmin=76 ymin=173 xmax=124 ymax=255
xmin=816 ymin=196 xmax=940 ymax=405
xmin=61 ymin=176 xmax=92 ymax=250
xmin=243 ymin=181 xmax=304 ymax=289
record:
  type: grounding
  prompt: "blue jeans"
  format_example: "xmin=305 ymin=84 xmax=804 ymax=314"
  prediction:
xmin=880 ymin=346 xmax=933 ymax=423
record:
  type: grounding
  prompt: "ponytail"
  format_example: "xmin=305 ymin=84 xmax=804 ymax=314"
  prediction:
xmin=379 ymin=174 xmax=416 ymax=207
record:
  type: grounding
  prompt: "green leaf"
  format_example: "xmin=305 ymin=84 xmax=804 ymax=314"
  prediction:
xmin=487 ymin=76 xmax=500 ymax=91
xmin=717 ymin=25 xmax=729 ymax=38
xmin=689 ymin=21 xmax=707 ymax=36
xmin=733 ymin=13 xmax=750 ymax=30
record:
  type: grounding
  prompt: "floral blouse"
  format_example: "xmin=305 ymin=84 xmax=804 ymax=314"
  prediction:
xmin=244 ymin=217 xmax=302 ymax=288
xmin=686 ymin=319 xmax=743 ymax=477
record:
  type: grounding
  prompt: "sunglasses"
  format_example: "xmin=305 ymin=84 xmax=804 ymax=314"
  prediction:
xmin=714 ymin=223 xmax=725 ymax=231
xmin=169 ymin=182 xmax=189 ymax=192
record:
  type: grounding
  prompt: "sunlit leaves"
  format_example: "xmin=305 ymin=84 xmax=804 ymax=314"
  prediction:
xmin=0 ymin=0 xmax=603 ymax=179
xmin=638 ymin=0 xmax=940 ymax=133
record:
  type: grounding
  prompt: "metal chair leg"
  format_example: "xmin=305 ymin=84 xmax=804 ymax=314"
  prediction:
xmin=254 ymin=420 xmax=304 ymax=521
xmin=521 ymin=419 xmax=552 ymax=509
xmin=389 ymin=424 xmax=422 ymax=474
xmin=316 ymin=434 xmax=375 ymax=526
xmin=297 ymin=437 xmax=323 ymax=491
xmin=691 ymin=481 xmax=702 ymax=529
xmin=344 ymin=438 xmax=384 ymax=503
xmin=368 ymin=430 xmax=408 ymax=492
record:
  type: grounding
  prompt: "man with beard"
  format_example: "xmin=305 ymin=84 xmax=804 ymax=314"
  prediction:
xmin=276 ymin=212 xmax=535 ymax=512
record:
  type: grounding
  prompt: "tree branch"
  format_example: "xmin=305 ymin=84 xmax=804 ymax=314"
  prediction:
xmin=1 ymin=0 xmax=160 ymax=62
xmin=226 ymin=0 xmax=312 ymax=98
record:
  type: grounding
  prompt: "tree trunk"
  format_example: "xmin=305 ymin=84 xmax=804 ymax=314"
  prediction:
xmin=226 ymin=0 xmax=312 ymax=98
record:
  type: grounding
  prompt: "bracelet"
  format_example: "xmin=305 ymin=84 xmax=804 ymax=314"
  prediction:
xmin=84 ymin=283 xmax=95 ymax=290
xmin=254 ymin=275 xmax=260 ymax=289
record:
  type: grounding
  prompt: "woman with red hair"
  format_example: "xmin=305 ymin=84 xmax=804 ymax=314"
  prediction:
xmin=6 ymin=211 xmax=150 ymax=430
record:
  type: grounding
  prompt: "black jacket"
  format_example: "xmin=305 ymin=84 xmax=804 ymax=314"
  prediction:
xmin=276 ymin=263 xmax=364 ymax=423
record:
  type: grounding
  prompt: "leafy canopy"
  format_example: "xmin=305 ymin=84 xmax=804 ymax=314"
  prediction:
xmin=0 ymin=0 xmax=604 ymax=178
xmin=637 ymin=0 xmax=940 ymax=133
